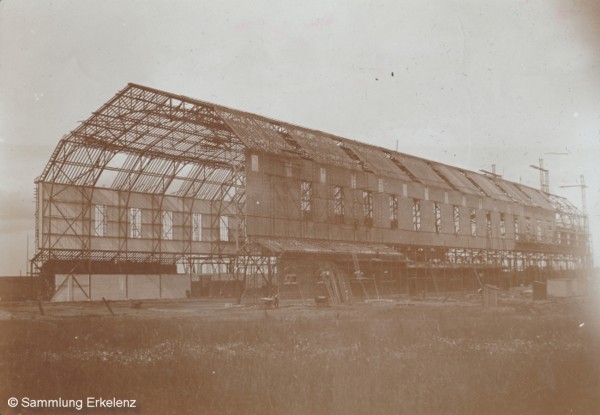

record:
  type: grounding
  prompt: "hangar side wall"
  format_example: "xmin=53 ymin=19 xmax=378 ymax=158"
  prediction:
xmin=244 ymin=152 xmax=582 ymax=252
xmin=38 ymin=182 xmax=240 ymax=256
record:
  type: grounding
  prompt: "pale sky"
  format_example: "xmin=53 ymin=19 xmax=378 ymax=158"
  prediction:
xmin=1 ymin=0 xmax=599 ymax=275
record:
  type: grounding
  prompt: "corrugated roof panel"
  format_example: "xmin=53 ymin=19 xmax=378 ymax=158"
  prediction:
xmin=433 ymin=164 xmax=482 ymax=195
xmin=493 ymin=180 xmax=533 ymax=205
xmin=343 ymin=142 xmax=412 ymax=179
xmin=285 ymin=127 xmax=358 ymax=169
xmin=514 ymin=185 xmax=554 ymax=210
xmin=462 ymin=172 xmax=513 ymax=202
xmin=395 ymin=155 xmax=452 ymax=189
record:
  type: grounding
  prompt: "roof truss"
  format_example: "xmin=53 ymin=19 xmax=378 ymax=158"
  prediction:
xmin=38 ymin=84 xmax=245 ymax=198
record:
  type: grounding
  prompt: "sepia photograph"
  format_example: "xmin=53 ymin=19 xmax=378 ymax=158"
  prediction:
xmin=0 ymin=1 xmax=599 ymax=414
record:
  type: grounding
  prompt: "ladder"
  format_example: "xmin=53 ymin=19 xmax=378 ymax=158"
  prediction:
xmin=351 ymin=252 xmax=369 ymax=300
xmin=329 ymin=272 xmax=342 ymax=304
xmin=336 ymin=273 xmax=353 ymax=304
xmin=320 ymin=271 xmax=338 ymax=305
xmin=352 ymin=252 xmax=361 ymax=276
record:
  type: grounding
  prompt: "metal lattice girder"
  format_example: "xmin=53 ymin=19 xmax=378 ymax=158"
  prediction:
xmin=34 ymin=84 xmax=251 ymax=271
xmin=547 ymin=193 xmax=586 ymax=230
xmin=39 ymin=84 xmax=245 ymax=198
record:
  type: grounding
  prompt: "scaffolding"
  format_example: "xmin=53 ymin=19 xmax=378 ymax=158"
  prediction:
xmin=32 ymin=84 xmax=248 ymax=296
xmin=32 ymin=83 xmax=592 ymax=301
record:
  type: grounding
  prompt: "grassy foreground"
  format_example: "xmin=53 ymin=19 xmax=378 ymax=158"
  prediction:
xmin=1 ymin=297 xmax=599 ymax=415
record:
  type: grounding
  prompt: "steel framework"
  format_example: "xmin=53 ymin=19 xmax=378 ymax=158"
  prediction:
xmin=32 ymin=84 xmax=250 ymax=282
xmin=32 ymin=83 xmax=592 ymax=301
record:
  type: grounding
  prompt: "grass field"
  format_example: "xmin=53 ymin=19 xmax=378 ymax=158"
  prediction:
xmin=1 ymin=292 xmax=599 ymax=415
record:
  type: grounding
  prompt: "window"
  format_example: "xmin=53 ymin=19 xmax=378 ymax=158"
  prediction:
xmin=514 ymin=216 xmax=520 ymax=240
xmin=251 ymin=154 xmax=259 ymax=172
xmin=129 ymin=208 xmax=142 ymax=239
xmin=333 ymin=185 xmax=345 ymax=217
xmin=378 ymin=178 xmax=384 ymax=193
xmin=389 ymin=195 xmax=398 ymax=229
xmin=284 ymin=161 xmax=292 ymax=177
xmin=486 ymin=211 xmax=492 ymax=239
xmin=219 ymin=216 xmax=229 ymax=241
xmin=192 ymin=213 xmax=202 ymax=241
xmin=94 ymin=205 xmax=107 ymax=237
xmin=350 ymin=173 xmax=357 ymax=189
xmin=470 ymin=209 xmax=477 ymax=237
xmin=536 ymin=219 xmax=542 ymax=242
xmin=434 ymin=202 xmax=442 ymax=234
xmin=362 ymin=191 xmax=373 ymax=226
xmin=453 ymin=205 xmax=460 ymax=235
xmin=500 ymin=213 xmax=506 ymax=238
xmin=525 ymin=217 xmax=531 ymax=238
xmin=301 ymin=181 xmax=313 ymax=218
xmin=412 ymin=199 xmax=421 ymax=231
xmin=161 ymin=211 xmax=173 ymax=240
xmin=320 ymin=167 xmax=327 ymax=183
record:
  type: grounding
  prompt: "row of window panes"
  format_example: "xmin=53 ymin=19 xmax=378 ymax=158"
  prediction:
xmin=263 ymin=160 xmax=548 ymax=239
xmin=299 ymin=181 xmax=503 ymax=237
xmin=555 ymin=231 xmax=585 ymax=246
xmin=410 ymin=203 xmax=515 ymax=239
xmin=299 ymin=187 xmax=545 ymax=239
xmin=93 ymin=207 xmax=228 ymax=241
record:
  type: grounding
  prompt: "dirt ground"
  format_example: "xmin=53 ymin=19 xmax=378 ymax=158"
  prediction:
xmin=1 ymin=286 xmax=599 ymax=415
xmin=0 ymin=285 xmax=557 ymax=320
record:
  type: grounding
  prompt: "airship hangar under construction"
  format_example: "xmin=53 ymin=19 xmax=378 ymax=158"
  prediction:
xmin=31 ymin=83 xmax=591 ymax=302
